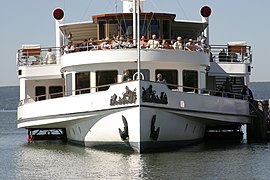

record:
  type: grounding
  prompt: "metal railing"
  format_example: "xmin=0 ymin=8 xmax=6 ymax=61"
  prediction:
xmin=210 ymin=44 xmax=252 ymax=63
xmin=17 ymin=47 xmax=61 ymax=66
xmin=18 ymin=80 xmax=250 ymax=106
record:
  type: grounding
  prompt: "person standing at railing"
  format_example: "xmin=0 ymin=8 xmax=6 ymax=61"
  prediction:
xmin=222 ymin=77 xmax=232 ymax=97
xmin=122 ymin=69 xmax=131 ymax=82
xmin=156 ymin=73 xmax=166 ymax=83
xmin=45 ymin=48 xmax=56 ymax=64
xmin=241 ymin=85 xmax=254 ymax=102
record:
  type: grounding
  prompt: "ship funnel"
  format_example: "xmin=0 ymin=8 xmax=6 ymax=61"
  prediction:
xmin=122 ymin=0 xmax=144 ymax=13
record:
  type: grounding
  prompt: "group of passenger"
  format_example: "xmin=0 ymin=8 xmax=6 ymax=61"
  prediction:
xmin=63 ymin=34 xmax=208 ymax=53
xmin=122 ymin=69 xmax=166 ymax=84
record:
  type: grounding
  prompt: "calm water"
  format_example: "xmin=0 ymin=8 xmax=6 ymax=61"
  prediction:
xmin=1 ymin=111 xmax=270 ymax=179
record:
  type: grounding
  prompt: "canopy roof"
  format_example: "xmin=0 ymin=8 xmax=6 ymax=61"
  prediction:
xmin=59 ymin=12 xmax=208 ymax=42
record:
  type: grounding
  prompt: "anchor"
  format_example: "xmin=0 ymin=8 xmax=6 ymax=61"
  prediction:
xmin=150 ymin=115 xmax=160 ymax=140
xmin=118 ymin=115 xmax=129 ymax=140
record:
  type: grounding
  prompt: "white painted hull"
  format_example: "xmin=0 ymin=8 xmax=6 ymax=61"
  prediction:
xmin=65 ymin=106 xmax=205 ymax=153
xmin=17 ymin=81 xmax=251 ymax=153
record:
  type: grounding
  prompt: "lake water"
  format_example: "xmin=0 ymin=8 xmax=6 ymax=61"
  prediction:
xmin=1 ymin=111 xmax=270 ymax=179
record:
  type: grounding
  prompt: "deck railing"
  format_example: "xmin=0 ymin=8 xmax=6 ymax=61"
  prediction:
xmin=17 ymin=46 xmax=61 ymax=66
xmin=18 ymin=80 xmax=249 ymax=106
xmin=210 ymin=44 xmax=252 ymax=63
xmin=17 ymin=39 xmax=210 ymax=67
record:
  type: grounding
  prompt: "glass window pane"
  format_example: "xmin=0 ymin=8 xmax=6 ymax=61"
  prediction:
xmin=155 ymin=70 xmax=178 ymax=89
xmin=76 ymin=72 xmax=90 ymax=95
xmin=35 ymin=86 xmax=46 ymax=101
xmin=183 ymin=70 xmax=198 ymax=92
xmin=96 ymin=70 xmax=117 ymax=91
xmin=49 ymin=86 xmax=63 ymax=99
xmin=128 ymin=69 xmax=150 ymax=81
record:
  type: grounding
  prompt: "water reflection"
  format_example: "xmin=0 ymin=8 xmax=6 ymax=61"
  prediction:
xmin=2 ymin=111 xmax=270 ymax=179
xmin=13 ymin=140 xmax=270 ymax=180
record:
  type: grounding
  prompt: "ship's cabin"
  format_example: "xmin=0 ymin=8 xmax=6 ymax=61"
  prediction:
xmin=17 ymin=12 xmax=252 ymax=105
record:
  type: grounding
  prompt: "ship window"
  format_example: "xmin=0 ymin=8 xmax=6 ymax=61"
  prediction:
xmin=108 ymin=20 xmax=119 ymax=38
xmin=151 ymin=19 xmax=160 ymax=38
xmin=128 ymin=69 xmax=150 ymax=80
xmin=140 ymin=20 xmax=148 ymax=37
xmin=183 ymin=70 xmax=198 ymax=93
xmin=155 ymin=70 xmax=178 ymax=89
xmin=121 ymin=20 xmax=133 ymax=37
xmin=99 ymin=21 xmax=106 ymax=40
xmin=162 ymin=20 xmax=170 ymax=39
xmin=35 ymin=86 xmax=46 ymax=101
xmin=96 ymin=70 xmax=117 ymax=91
xmin=49 ymin=86 xmax=63 ymax=99
xmin=76 ymin=72 xmax=90 ymax=95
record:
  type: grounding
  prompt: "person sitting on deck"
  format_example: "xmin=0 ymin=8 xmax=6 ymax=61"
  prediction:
xmin=173 ymin=36 xmax=183 ymax=50
xmin=147 ymin=34 xmax=160 ymax=49
xmin=140 ymin=36 xmax=147 ymax=49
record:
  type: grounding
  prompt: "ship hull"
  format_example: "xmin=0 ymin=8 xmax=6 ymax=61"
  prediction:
xmin=65 ymin=106 xmax=205 ymax=153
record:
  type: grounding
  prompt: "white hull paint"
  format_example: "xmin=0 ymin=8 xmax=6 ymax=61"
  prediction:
xmin=65 ymin=106 xmax=205 ymax=152
xmin=17 ymin=81 xmax=250 ymax=153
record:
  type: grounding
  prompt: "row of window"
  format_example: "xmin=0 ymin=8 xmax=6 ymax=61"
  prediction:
xmin=74 ymin=69 xmax=198 ymax=94
xmin=99 ymin=19 xmax=170 ymax=40
xmin=34 ymin=70 xmax=198 ymax=101
xmin=35 ymin=86 xmax=63 ymax=101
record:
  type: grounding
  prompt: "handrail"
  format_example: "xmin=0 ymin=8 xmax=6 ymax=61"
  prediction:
xmin=17 ymin=38 xmax=211 ymax=67
xmin=18 ymin=80 xmax=250 ymax=106
xmin=17 ymin=46 xmax=62 ymax=66
xmin=210 ymin=44 xmax=252 ymax=63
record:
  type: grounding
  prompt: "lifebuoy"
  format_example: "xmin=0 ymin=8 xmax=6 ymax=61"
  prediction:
xmin=133 ymin=72 xmax=145 ymax=80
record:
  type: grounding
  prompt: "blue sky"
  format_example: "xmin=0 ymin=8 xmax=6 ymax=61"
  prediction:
xmin=0 ymin=0 xmax=269 ymax=86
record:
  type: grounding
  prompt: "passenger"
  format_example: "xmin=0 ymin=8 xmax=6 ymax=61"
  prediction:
xmin=147 ymin=34 xmax=160 ymax=49
xmin=45 ymin=48 xmax=56 ymax=64
xmin=173 ymin=36 xmax=183 ymax=50
xmin=68 ymin=42 xmax=75 ymax=53
xmin=222 ymin=77 xmax=233 ymax=97
xmin=219 ymin=49 xmax=227 ymax=62
xmin=88 ymin=38 xmax=94 ymax=50
xmin=201 ymin=36 xmax=209 ymax=51
xmin=124 ymin=37 xmax=134 ymax=48
xmin=162 ymin=40 xmax=173 ymax=49
xmin=195 ymin=41 xmax=204 ymax=52
xmin=156 ymin=73 xmax=166 ymax=83
xmin=140 ymin=36 xmax=147 ymax=49
xmin=118 ymin=36 xmax=126 ymax=49
xmin=185 ymin=39 xmax=195 ymax=51
xmin=122 ymin=69 xmax=131 ymax=82
xmin=79 ymin=39 xmax=88 ymax=51
xmin=241 ymin=85 xmax=254 ymax=102
xmin=112 ymin=36 xmax=120 ymax=49
xmin=100 ymin=37 xmax=111 ymax=49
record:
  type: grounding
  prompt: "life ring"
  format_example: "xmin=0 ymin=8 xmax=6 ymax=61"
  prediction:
xmin=133 ymin=72 xmax=144 ymax=80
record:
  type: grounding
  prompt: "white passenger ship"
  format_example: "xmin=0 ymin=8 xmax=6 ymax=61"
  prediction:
xmin=16 ymin=0 xmax=252 ymax=153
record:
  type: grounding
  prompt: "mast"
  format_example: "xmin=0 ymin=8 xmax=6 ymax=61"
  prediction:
xmin=136 ymin=0 xmax=141 ymax=79
xmin=133 ymin=0 xmax=137 ymax=46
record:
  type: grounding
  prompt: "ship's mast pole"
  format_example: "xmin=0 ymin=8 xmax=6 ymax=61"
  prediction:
xmin=136 ymin=0 xmax=141 ymax=79
xmin=133 ymin=0 xmax=137 ymax=46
